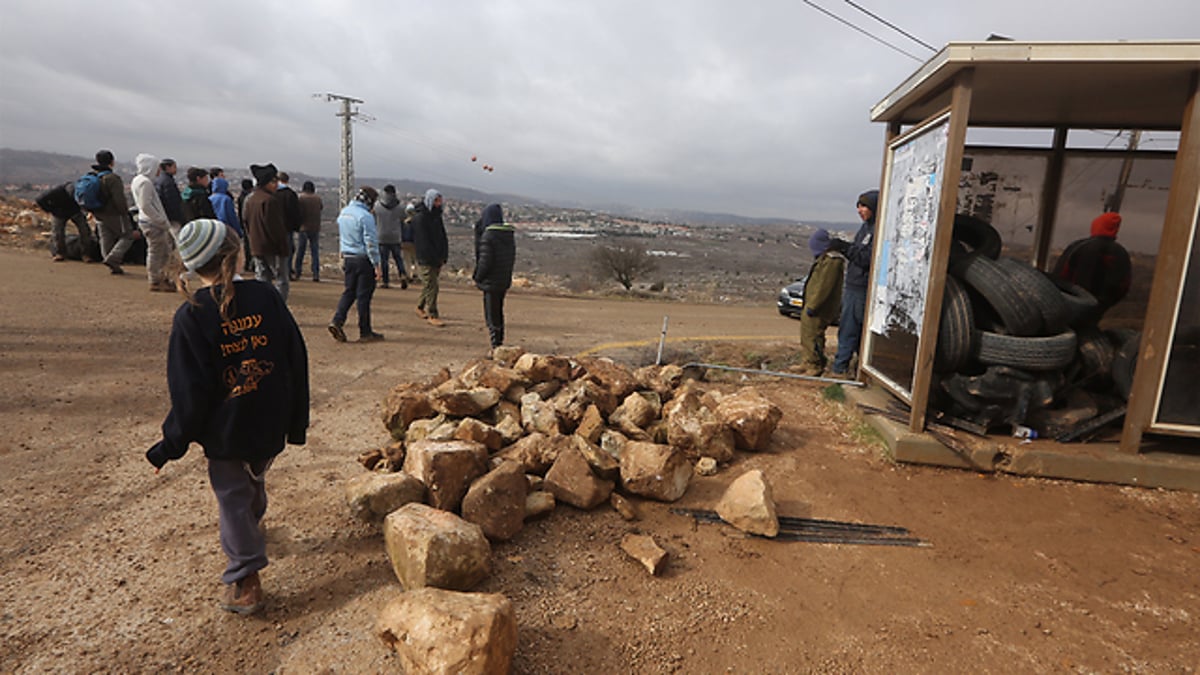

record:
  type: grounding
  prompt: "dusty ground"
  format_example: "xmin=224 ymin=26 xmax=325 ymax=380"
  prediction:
xmin=1 ymin=246 xmax=1198 ymax=674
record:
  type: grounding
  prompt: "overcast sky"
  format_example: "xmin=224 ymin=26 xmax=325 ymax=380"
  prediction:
xmin=1 ymin=1 xmax=1196 ymax=220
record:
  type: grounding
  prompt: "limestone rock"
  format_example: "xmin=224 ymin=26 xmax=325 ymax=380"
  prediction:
xmin=647 ymin=419 xmax=669 ymax=445
xmin=619 ymin=441 xmax=691 ymax=502
xmin=381 ymin=383 xmax=435 ymax=439
xmin=599 ymin=429 xmax=628 ymax=461
xmin=407 ymin=414 xmax=446 ymax=443
xmin=383 ymin=503 xmax=491 ymax=590
xmin=577 ymin=356 xmax=640 ymax=400
xmin=453 ymin=358 xmax=493 ymax=389
xmin=694 ymin=456 xmax=719 ymax=476
xmin=524 ymin=491 xmax=555 ymax=519
xmin=403 ymin=440 xmax=489 ymax=512
xmin=514 ymin=352 xmax=572 ymax=383
xmin=715 ymin=388 xmax=782 ymax=451
xmin=461 ymin=462 xmax=528 ymax=542
xmin=520 ymin=392 xmax=561 ymax=436
xmin=575 ymin=404 xmax=606 ymax=444
xmin=572 ymin=434 xmax=619 ymax=481
xmin=544 ymin=444 xmax=615 ymax=509
xmin=620 ymin=533 xmax=668 ymax=575
xmin=454 ymin=418 xmax=504 ymax=452
xmin=635 ymin=364 xmax=684 ymax=401
xmin=494 ymin=399 xmax=521 ymax=427
xmin=478 ymin=365 xmax=527 ymax=399
xmin=549 ymin=379 xmax=615 ymax=433
xmin=666 ymin=399 xmax=735 ymax=462
xmin=494 ymin=416 xmax=524 ymax=445
xmin=610 ymin=492 xmax=639 ymax=521
xmin=490 ymin=345 xmax=525 ymax=367
xmin=527 ymin=379 xmax=562 ymax=400
xmin=377 ymin=588 xmax=516 ymax=675
xmin=609 ymin=391 xmax=660 ymax=437
xmin=494 ymin=432 xmax=557 ymax=474
xmin=431 ymin=387 xmax=502 ymax=417
xmin=715 ymin=469 xmax=779 ymax=537
xmin=359 ymin=441 xmax=405 ymax=472
xmin=525 ymin=474 xmax=543 ymax=492
xmin=345 ymin=471 xmax=427 ymax=523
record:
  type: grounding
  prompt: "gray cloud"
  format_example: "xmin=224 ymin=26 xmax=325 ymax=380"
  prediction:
xmin=2 ymin=0 xmax=1195 ymax=220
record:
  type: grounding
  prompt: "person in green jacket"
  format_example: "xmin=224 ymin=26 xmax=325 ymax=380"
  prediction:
xmin=796 ymin=228 xmax=845 ymax=376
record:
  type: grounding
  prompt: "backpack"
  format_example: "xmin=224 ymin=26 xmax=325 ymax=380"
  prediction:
xmin=74 ymin=170 xmax=110 ymax=211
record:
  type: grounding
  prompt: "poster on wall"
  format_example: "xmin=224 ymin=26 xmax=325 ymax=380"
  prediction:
xmin=869 ymin=116 xmax=950 ymax=339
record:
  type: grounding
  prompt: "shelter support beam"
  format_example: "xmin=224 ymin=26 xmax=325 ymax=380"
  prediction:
xmin=909 ymin=69 xmax=973 ymax=433
xmin=1033 ymin=127 xmax=1068 ymax=271
xmin=1120 ymin=70 xmax=1200 ymax=453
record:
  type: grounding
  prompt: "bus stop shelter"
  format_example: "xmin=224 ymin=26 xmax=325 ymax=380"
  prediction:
xmin=853 ymin=40 xmax=1200 ymax=489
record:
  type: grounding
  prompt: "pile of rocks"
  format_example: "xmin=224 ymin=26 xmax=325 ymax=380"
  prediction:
xmin=345 ymin=347 xmax=783 ymax=673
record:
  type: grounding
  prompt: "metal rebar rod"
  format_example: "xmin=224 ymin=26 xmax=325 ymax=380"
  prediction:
xmin=672 ymin=508 xmax=910 ymax=535
xmin=682 ymin=362 xmax=865 ymax=387
xmin=769 ymin=532 xmax=931 ymax=547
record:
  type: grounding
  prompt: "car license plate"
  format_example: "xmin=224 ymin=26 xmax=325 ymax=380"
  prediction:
xmin=789 ymin=298 xmax=804 ymax=307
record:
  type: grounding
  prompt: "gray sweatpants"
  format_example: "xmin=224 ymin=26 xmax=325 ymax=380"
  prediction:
xmin=207 ymin=457 xmax=273 ymax=585
xmin=253 ymin=254 xmax=290 ymax=303
xmin=97 ymin=213 xmax=136 ymax=266
xmin=142 ymin=222 xmax=172 ymax=285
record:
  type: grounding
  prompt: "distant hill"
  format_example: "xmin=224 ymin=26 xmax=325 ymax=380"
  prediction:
xmin=0 ymin=147 xmax=852 ymax=229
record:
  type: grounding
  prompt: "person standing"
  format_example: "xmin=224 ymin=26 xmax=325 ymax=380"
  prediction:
xmin=155 ymin=158 xmax=184 ymax=235
xmin=401 ymin=201 xmax=418 ymax=284
xmin=472 ymin=203 xmax=516 ymax=349
xmin=130 ymin=153 xmax=175 ymax=292
xmin=411 ymin=188 xmax=448 ymax=327
xmin=328 ymin=187 xmax=384 ymax=343
xmin=243 ymin=163 xmax=291 ymax=301
xmin=237 ymin=178 xmax=255 ymax=272
xmin=209 ymin=176 xmax=243 ymax=237
xmin=1053 ymin=212 xmax=1132 ymax=324
xmin=374 ymin=185 xmax=408 ymax=289
xmin=827 ymin=189 xmax=878 ymax=378
xmin=793 ymin=229 xmax=845 ymax=376
xmin=181 ymin=166 xmax=217 ymax=223
xmin=294 ymin=181 xmax=323 ymax=282
xmin=274 ymin=172 xmax=302 ymax=280
xmin=89 ymin=149 xmax=140 ymax=275
xmin=145 ymin=218 xmax=309 ymax=615
xmin=36 ymin=181 xmax=95 ymax=262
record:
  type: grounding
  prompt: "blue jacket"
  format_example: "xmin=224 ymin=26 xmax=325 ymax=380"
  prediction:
xmin=337 ymin=200 xmax=381 ymax=267
xmin=209 ymin=178 xmax=243 ymax=236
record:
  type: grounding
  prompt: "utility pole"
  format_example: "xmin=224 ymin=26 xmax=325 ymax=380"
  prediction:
xmin=319 ymin=93 xmax=365 ymax=208
xmin=1106 ymin=130 xmax=1142 ymax=213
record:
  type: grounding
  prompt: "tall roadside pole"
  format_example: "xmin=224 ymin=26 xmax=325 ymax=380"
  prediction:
xmin=320 ymin=93 xmax=365 ymax=208
xmin=1106 ymin=129 xmax=1142 ymax=213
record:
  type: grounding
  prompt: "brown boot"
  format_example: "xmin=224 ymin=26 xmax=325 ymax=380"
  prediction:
xmin=220 ymin=572 xmax=264 ymax=615
xmin=427 ymin=316 xmax=446 ymax=328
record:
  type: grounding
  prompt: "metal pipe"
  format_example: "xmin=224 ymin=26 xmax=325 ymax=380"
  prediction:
xmin=655 ymin=316 xmax=669 ymax=366
xmin=682 ymin=362 xmax=865 ymax=387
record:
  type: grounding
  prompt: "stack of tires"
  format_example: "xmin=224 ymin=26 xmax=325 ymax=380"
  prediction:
xmin=931 ymin=215 xmax=1137 ymax=438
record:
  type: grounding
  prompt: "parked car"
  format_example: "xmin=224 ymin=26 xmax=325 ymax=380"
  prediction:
xmin=776 ymin=279 xmax=806 ymax=319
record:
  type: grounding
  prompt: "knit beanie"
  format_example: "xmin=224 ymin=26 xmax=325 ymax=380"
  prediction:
xmin=857 ymin=190 xmax=879 ymax=213
xmin=809 ymin=228 xmax=832 ymax=257
xmin=250 ymin=163 xmax=278 ymax=186
xmin=176 ymin=219 xmax=227 ymax=271
xmin=1091 ymin=212 xmax=1122 ymax=238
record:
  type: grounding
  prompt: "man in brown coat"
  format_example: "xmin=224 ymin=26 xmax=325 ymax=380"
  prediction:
xmin=294 ymin=181 xmax=324 ymax=282
xmin=243 ymin=163 xmax=290 ymax=301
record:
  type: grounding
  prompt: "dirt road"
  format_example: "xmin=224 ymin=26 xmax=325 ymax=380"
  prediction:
xmin=1 ymin=248 xmax=1197 ymax=673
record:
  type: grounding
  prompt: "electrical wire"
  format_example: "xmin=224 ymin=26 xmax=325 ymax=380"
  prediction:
xmin=841 ymin=0 xmax=937 ymax=52
xmin=798 ymin=0 xmax=925 ymax=62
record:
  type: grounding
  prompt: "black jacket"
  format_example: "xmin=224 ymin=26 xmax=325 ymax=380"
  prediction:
xmin=412 ymin=203 xmax=448 ymax=266
xmin=155 ymin=173 xmax=184 ymax=223
xmin=146 ymin=280 xmax=309 ymax=469
xmin=474 ymin=225 xmax=515 ymax=292
xmin=181 ymin=183 xmax=216 ymax=223
xmin=36 ymin=182 xmax=82 ymax=218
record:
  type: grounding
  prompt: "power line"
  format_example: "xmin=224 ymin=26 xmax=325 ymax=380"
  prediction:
xmin=798 ymin=0 xmax=925 ymax=62
xmin=842 ymin=0 xmax=937 ymax=52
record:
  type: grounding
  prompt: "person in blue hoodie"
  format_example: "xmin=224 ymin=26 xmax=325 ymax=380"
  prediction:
xmin=827 ymin=189 xmax=878 ymax=378
xmin=472 ymin=203 xmax=516 ymax=349
xmin=328 ymin=187 xmax=383 ymax=343
xmin=208 ymin=176 xmax=243 ymax=237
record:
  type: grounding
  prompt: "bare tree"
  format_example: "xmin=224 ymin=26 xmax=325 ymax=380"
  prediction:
xmin=590 ymin=243 xmax=658 ymax=291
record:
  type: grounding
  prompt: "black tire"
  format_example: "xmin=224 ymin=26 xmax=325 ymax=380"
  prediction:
xmin=975 ymin=329 xmax=1077 ymax=371
xmin=934 ymin=276 xmax=975 ymax=373
xmin=1051 ymin=277 xmax=1099 ymax=328
xmin=958 ymin=254 xmax=1043 ymax=336
xmin=952 ymin=214 xmax=1002 ymax=259
xmin=1110 ymin=331 xmax=1140 ymax=401
xmin=995 ymin=258 xmax=1071 ymax=335
xmin=1074 ymin=327 xmax=1115 ymax=381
